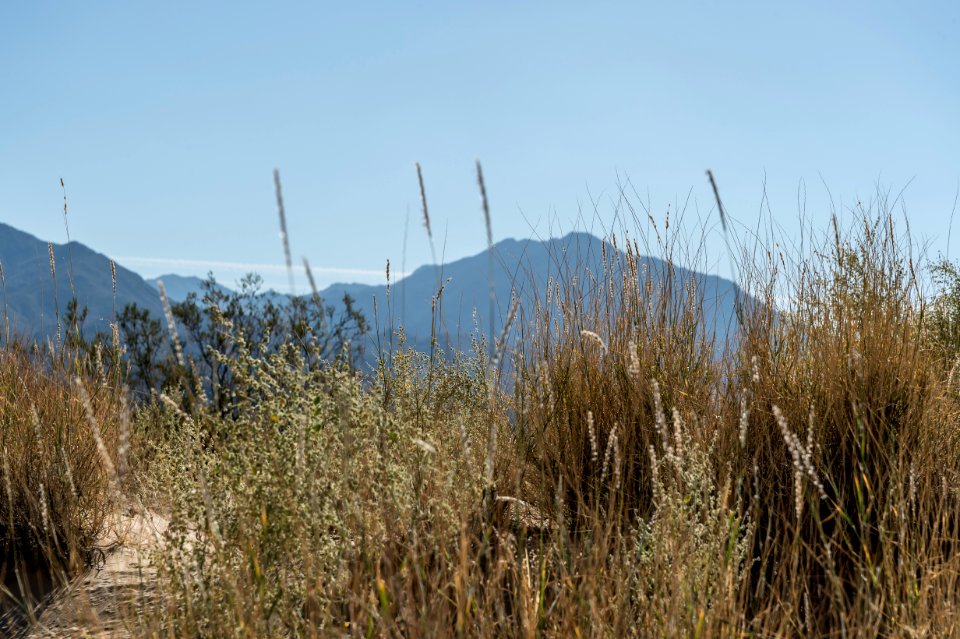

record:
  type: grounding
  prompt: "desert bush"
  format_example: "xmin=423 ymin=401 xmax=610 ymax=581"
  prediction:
xmin=137 ymin=324 xmax=497 ymax=637
xmin=630 ymin=403 xmax=753 ymax=635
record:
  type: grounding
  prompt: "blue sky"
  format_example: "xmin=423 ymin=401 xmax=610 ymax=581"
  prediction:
xmin=1 ymin=2 xmax=957 ymax=291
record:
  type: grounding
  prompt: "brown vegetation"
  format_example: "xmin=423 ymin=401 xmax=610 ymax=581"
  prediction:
xmin=4 ymin=184 xmax=960 ymax=637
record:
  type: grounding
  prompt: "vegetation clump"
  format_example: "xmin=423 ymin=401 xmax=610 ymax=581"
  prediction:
xmin=5 ymin=192 xmax=960 ymax=637
xmin=0 ymin=344 xmax=124 ymax=618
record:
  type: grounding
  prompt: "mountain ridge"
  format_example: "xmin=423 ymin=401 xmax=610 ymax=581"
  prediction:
xmin=0 ymin=224 xmax=748 ymax=358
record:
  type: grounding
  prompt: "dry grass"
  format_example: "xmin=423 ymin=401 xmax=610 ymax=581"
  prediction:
xmin=121 ymin=204 xmax=960 ymax=637
xmin=5 ymin=186 xmax=960 ymax=638
xmin=506 ymin=208 xmax=960 ymax=635
xmin=0 ymin=344 xmax=124 ymax=626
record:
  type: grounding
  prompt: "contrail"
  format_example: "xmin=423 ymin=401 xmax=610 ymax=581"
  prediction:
xmin=112 ymin=256 xmax=395 ymax=278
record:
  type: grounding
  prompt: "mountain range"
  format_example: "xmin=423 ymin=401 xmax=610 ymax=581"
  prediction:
xmin=0 ymin=223 xmax=747 ymax=358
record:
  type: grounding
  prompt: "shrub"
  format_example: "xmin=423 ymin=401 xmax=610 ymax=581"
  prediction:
xmin=138 ymin=328 xmax=496 ymax=636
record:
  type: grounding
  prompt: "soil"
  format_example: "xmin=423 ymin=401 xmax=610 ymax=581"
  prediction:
xmin=16 ymin=505 xmax=168 ymax=639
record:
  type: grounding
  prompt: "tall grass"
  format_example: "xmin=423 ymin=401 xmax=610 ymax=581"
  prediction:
xmin=517 ymin=206 xmax=960 ymax=635
xmin=113 ymin=196 xmax=959 ymax=636
xmin=5 ymin=182 xmax=960 ymax=637
xmin=0 ymin=343 xmax=124 ymax=627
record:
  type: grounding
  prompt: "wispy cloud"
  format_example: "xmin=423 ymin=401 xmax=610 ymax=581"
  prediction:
xmin=113 ymin=256 xmax=392 ymax=278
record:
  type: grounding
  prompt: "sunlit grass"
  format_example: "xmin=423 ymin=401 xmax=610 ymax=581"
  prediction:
xmin=4 ymin=189 xmax=960 ymax=637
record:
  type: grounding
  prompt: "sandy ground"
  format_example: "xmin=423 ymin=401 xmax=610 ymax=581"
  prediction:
xmin=22 ymin=506 xmax=168 ymax=639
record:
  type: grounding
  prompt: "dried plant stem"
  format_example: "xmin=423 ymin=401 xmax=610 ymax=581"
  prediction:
xmin=476 ymin=160 xmax=496 ymax=361
xmin=274 ymin=168 xmax=296 ymax=295
xmin=415 ymin=162 xmax=440 ymax=287
xmin=156 ymin=279 xmax=185 ymax=367
xmin=48 ymin=242 xmax=61 ymax=348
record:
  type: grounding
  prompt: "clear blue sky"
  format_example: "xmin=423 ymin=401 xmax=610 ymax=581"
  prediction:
xmin=1 ymin=2 xmax=957 ymax=291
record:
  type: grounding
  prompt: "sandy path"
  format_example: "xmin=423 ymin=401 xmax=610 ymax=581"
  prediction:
xmin=23 ymin=507 xmax=168 ymax=639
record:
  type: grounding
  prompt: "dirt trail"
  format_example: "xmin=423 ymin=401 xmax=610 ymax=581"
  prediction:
xmin=24 ymin=507 xmax=168 ymax=639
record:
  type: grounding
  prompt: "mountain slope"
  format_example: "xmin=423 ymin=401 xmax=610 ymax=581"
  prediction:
xmin=0 ymin=223 xmax=163 ymax=340
xmin=319 ymin=232 xmax=748 ymax=359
